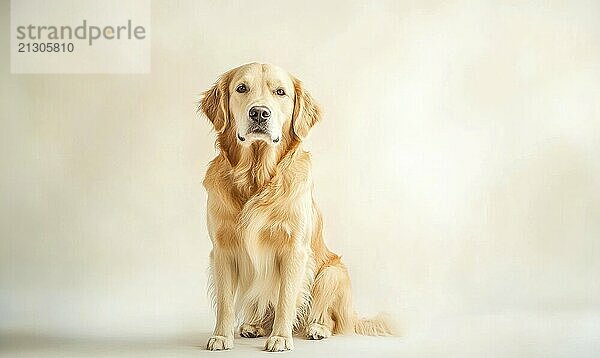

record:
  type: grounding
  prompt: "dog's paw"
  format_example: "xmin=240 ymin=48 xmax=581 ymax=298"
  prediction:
xmin=240 ymin=323 xmax=267 ymax=338
xmin=307 ymin=323 xmax=332 ymax=340
xmin=265 ymin=335 xmax=294 ymax=352
xmin=206 ymin=335 xmax=233 ymax=351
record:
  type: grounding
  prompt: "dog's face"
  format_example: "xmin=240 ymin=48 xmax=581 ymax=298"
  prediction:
xmin=229 ymin=63 xmax=294 ymax=145
xmin=201 ymin=63 xmax=321 ymax=149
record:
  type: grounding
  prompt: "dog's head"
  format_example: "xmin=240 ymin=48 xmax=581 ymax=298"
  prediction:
xmin=201 ymin=63 xmax=320 ymax=150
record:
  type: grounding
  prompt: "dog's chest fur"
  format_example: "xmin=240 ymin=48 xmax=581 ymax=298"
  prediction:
xmin=204 ymin=151 xmax=315 ymax=322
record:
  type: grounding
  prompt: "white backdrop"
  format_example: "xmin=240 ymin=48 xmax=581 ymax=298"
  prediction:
xmin=1 ymin=0 xmax=599 ymax=353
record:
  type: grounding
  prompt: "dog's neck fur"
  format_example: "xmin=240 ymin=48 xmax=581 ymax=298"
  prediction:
xmin=218 ymin=128 xmax=297 ymax=201
xmin=232 ymin=142 xmax=280 ymax=199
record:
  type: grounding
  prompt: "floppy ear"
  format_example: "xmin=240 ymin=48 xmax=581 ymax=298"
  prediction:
xmin=201 ymin=72 xmax=231 ymax=133
xmin=292 ymin=77 xmax=321 ymax=140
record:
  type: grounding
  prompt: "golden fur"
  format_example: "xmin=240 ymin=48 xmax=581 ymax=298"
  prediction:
xmin=200 ymin=63 xmax=392 ymax=352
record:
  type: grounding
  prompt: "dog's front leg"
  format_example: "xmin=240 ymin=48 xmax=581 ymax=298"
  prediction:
xmin=207 ymin=248 xmax=236 ymax=351
xmin=265 ymin=246 xmax=307 ymax=352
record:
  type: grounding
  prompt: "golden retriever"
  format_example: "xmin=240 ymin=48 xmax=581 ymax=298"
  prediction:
xmin=200 ymin=63 xmax=392 ymax=352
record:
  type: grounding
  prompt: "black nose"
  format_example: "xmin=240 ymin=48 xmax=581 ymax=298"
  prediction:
xmin=249 ymin=106 xmax=271 ymax=123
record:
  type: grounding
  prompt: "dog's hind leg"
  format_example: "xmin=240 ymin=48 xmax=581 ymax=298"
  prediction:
xmin=306 ymin=257 xmax=353 ymax=340
xmin=240 ymin=301 xmax=273 ymax=338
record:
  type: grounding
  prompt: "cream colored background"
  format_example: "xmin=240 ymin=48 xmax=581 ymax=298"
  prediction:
xmin=1 ymin=0 xmax=599 ymax=356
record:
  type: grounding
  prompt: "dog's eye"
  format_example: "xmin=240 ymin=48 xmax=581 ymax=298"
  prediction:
xmin=236 ymin=84 xmax=247 ymax=93
xmin=275 ymin=88 xmax=285 ymax=96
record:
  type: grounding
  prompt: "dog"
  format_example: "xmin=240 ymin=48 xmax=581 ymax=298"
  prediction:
xmin=200 ymin=63 xmax=392 ymax=352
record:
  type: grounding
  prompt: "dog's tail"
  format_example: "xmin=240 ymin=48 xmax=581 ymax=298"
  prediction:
xmin=353 ymin=312 xmax=396 ymax=336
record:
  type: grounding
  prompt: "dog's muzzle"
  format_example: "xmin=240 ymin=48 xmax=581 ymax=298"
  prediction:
xmin=237 ymin=105 xmax=280 ymax=143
